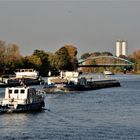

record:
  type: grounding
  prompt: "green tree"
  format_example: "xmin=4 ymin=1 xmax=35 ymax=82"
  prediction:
xmin=23 ymin=55 xmax=42 ymax=69
xmin=47 ymin=52 xmax=55 ymax=69
xmin=119 ymin=55 xmax=129 ymax=60
xmin=55 ymin=47 xmax=72 ymax=70
xmin=102 ymin=52 xmax=113 ymax=56
xmin=63 ymin=44 xmax=78 ymax=70
xmin=33 ymin=49 xmax=50 ymax=76
xmin=80 ymin=53 xmax=91 ymax=59
xmin=91 ymin=52 xmax=101 ymax=57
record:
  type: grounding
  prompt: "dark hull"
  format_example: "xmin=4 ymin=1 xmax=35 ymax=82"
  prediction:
xmin=0 ymin=79 xmax=44 ymax=88
xmin=0 ymin=101 xmax=45 ymax=113
xmin=44 ymin=79 xmax=121 ymax=93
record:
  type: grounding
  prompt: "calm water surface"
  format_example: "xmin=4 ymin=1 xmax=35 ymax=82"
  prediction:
xmin=0 ymin=74 xmax=140 ymax=140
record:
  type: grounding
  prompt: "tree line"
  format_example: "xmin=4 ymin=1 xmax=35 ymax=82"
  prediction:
xmin=0 ymin=41 xmax=78 ymax=76
xmin=80 ymin=50 xmax=140 ymax=73
xmin=0 ymin=40 xmax=139 ymax=76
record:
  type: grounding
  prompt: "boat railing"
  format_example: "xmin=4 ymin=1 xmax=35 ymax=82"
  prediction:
xmin=35 ymin=89 xmax=46 ymax=97
xmin=80 ymin=74 xmax=111 ymax=81
xmin=1 ymin=75 xmax=16 ymax=78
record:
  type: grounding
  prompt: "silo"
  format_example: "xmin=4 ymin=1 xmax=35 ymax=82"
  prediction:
xmin=122 ymin=41 xmax=127 ymax=56
xmin=116 ymin=40 xmax=121 ymax=57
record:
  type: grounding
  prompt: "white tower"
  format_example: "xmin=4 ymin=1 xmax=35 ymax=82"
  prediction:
xmin=122 ymin=41 xmax=127 ymax=56
xmin=116 ymin=41 xmax=121 ymax=57
xmin=116 ymin=40 xmax=127 ymax=57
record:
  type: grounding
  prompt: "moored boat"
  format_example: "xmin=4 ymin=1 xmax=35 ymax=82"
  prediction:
xmin=0 ymin=69 xmax=44 ymax=88
xmin=103 ymin=70 xmax=114 ymax=75
xmin=15 ymin=69 xmax=39 ymax=79
xmin=0 ymin=86 xmax=45 ymax=113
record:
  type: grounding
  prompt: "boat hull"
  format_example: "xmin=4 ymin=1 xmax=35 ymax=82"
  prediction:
xmin=0 ymin=78 xmax=44 ymax=88
xmin=43 ymin=79 xmax=120 ymax=93
xmin=0 ymin=101 xmax=45 ymax=113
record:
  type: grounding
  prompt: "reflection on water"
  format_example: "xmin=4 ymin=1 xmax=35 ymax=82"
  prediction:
xmin=0 ymin=74 xmax=140 ymax=140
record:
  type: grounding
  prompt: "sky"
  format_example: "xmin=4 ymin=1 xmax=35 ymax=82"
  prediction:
xmin=0 ymin=0 xmax=140 ymax=57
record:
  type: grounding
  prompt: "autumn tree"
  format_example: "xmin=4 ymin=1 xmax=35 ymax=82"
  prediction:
xmin=130 ymin=49 xmax=140 ymax=72
xmin=5 ymin=44 xmax=21 ymax=60
xmin=54 ymin=47 xmax=72 ymax=70
xmin=130 ymin=50 xmax=140 ymax=60
xmin=0 ymin=41 xmax=6 ymax=74
xmin=0 ymin=42 xmax=23 ymax=74
xmin=33 ymin=49 xmax=50 ymax=76
xmin=62 ymin=44 xmax=78 ymax=70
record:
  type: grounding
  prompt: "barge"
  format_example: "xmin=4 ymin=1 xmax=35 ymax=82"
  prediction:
xmin=43 ymin=71 xmax=120 ymax=93
xmin=0 ymin=86 xmax=45 ymax=113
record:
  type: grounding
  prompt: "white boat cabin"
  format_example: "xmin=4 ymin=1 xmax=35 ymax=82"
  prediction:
xmin=15 ymin=69 xmax=39 ymax=79
xmin=1 ymin=86 xmax=43 ymax=107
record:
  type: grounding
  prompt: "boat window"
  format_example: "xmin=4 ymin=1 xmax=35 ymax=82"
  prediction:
xmin=21 ymin=90 xmax=25 ymax=94
xmin=9 ymin=90 xmax=12 ymax=94
xmin=14 ymin=89 xmax=19 ymax=94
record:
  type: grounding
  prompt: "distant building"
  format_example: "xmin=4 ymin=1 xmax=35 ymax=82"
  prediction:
xmin=116 ymin=40 xmax=127 ymax=57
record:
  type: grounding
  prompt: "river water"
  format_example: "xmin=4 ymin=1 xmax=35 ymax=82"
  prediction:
xmin=0 ymin=74 xmax=140 ymax=140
